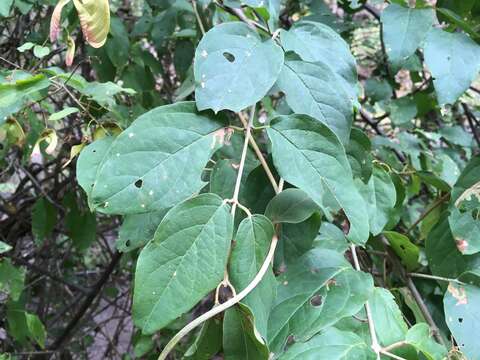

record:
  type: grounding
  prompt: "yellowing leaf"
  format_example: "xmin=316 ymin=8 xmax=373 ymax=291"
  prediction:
xmin=50 ymin=0 xmax=72 ymax=42
xmin=73 ymin=0 xmax=110 ymax=48
xmin=66 ymin=35 xmax=76 ymax=66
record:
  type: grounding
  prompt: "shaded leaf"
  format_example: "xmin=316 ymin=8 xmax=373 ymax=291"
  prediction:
xmin=31 ymin=198 xmax=57 ymax=245
xmin=223 ymin=306 xmax=269 ymax=360
xmin=405 ymin=323 xmax=447 ymax=360
xmin=229 ymin=215 xmax=276 ymax=339
xmin=265 ymin=188 xmax=320 ymax=224
xmin=184 ymin=318 xmax=223 ymax=360
xmin=383 ymin=231 xmax=419 ymax=271
xmin=267 ymin=114 xmax=369 ymax=244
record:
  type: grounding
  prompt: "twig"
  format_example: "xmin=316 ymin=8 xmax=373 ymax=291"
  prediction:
xmin=406 ymin=193 xmax=450 ymax=233
xmin=50 ymin=252 xmax=122 ymax=350
xmin=381 ymin=238 xmax=446 ymax=346
xmin=238 ymin=111 xmax=279 ymax=193
xmin=214 ymin=1 xmax=269 ymax=34
xmin=191 ymin=0 xmax=206 ymax=36
xmin=461 ymin=102 xmax=480 ymax=148
xmin=408 ymin=272 xmax=464 ymax=285
xmin=351 ymin=244 xmax=381 ymax=358
xmin=380 ymin=349 xmax=407 ymax=360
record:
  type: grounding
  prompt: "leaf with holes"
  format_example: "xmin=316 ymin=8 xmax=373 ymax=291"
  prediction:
xmin=194 ymin=22 xmax=284 ymax=113
xmin=449 ymin=208 xmax=480 ymax=255
xmin=267 ymin=114 xmax=369 ymax=244
xmin=90 ymin=102 xmax=227 ymax=215
xmin=444 ymin=281 xmax=480 ymax=359
xmin=132 ymin=194 xmax=233 ymax=334
xmin=267 ymin=249 xmax=372 ymax=354
xmin=383 ymin=231 xmax=419 ymax=271
xmin=279 ymin=327 xmax=375 ymax=360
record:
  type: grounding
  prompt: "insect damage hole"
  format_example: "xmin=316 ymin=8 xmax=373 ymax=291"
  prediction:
xmin=134 ymin=179 xmax=143 ymax=188
xmin=310 ymin=294 xmax=323 ymax=307
xmin=458 ymin=318 xmax=463 ymax=323
xmin=223 ymin=52 xmax=235 ymax=62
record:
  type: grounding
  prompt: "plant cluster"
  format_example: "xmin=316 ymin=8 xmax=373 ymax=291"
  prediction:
xmin=1 ymin=0 xmax=480 ymax=359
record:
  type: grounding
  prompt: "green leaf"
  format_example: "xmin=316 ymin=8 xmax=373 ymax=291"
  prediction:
xmin=346 ymin=128 xmax=372 ymax=182
xmin=444 ymin=281 xmax=480 ymax=359
xmin=33 ymin=45 xmax=50 ymax=59
xmin=279 ymin=327 xmax=375 ymax=360
xmin=267 ymin=249 xmax=373 ymax=353
xmin=133 ymin=335 xmax=155 ymax=358
xmin=0 ymin=259 xmax=25 ymax=301
xmin=424 ymin=28 xmax=480 ymax=105
xmin=229 ymin=215 xmax=276 ymax=339
xmin=265 ymin=188 xmax=320 ymax=224
xmin=0 ymin=241 xmax=12 ymax=254
xmin=0 ymin=0 xmax=13 ymax=17
xmin=223 ymin=306 xmax=269 ymax=360
xmin=25 ymin=313 xmax=46 ymax=349
xmin=383 ymin=231 xmax=420 ymax=271
xmin=31 ymin=198 xmax=57 ymax=245
xmin=369 ymin=288 xmax=414 ymax=358
xmin=194 ymin=22 xmax=284 ymax=113
xmin=117 ymin=210 xmax=168 ymax=252
xmin=357 ymin=165 xmax=396 ymax=236
xmin=275 ymin=214 xmax=321 ymax=268
xmin=280 ymin=20 xmax=359 ymax=102
xmin=267 ymin=114 xmax=369 ymax=244
xmin=275 ymin=56 xmax=354 ymax=144
xmin=48 ymin=107 xmax=79 ymax=121
xmin=63 ymin=193 xmax=97 ymax=252
xmin=184 ymin=318 xmax=223 ymax=360
xmin=313 ymin=223 xmax=349 ymax=254
xmin=388 ymin=96 xmax=418 ymax=126
xmin=405 ymin=323 xmax=447 ymax=360
xmin=381 ymin=4 xmax=436 ymax=68
xmin=209 ymin=159 xmax=237 ymax=199
xmin=77 ymin=136 xmax=115 ymax=204
xmin=426 ymin=216 xmax=480 ymax=280
xmin=90 ymin=102 xmax=227 ymax=214
xmin=0 ymin=72 xmax=50 ymax=125
xmin=133 ymin=194 xmax=233 ymax=334
xmin=449 ymin=208 xmax=480 ymax=255
xmin=17 ymin=42 xmax=35 ymax=52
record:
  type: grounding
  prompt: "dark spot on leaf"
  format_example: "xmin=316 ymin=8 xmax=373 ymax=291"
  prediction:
xmin=458 ymin=318 xmax=463 ymax=323
xmin=400 ymin=244 xmax=405 ymax=250
xmin=223 ymin=52 xmax=235 ymax=62
xmin=310 ymin=294 xmax=323 ymax=307
xmin=134 ymin=179 xmax=143 ymax=188
xmin=0 ymin=143 xmax=3 ymax=150
xmin=92 ymin=149 xmax=96 ymax=153
xmin=125 ymin=239 xmax=131 ymax=247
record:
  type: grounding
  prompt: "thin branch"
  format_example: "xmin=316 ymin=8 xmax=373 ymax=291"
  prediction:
xmin=238 ymin=112 xmax=279 ymax=193
xmin=408 ymin=272 xmax=464 ymax=285
xmin=191 ymin=0 xmax=206 ymax=36
xmin=461 ymin=102 xmax=480 ymax=148
xmin=50 ymin=252 xmax=122 ymax=350
xmin=406 ymin=192 xmax=450 ymax=233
